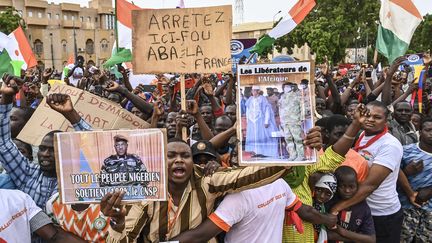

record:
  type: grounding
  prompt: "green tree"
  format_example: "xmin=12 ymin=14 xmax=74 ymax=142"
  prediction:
xmin=408 ymin=14 xmax=432 ymax=54
xmin=273 ymin=0 xmax=380 ymax=64
xmin=0 ymin=7 xmax=25 ymax=34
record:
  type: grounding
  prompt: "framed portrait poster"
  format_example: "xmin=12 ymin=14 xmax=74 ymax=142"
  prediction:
xmin=237 ymin=61 xmax=317 ymax=166
xmin=54 ymin=129 xmax=167 ymax=204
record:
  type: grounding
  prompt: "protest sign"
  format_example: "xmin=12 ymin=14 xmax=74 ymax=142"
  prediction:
xmin=17 ymin=84 xmax=150 ymax=145
xmin=54 ymin=129 xmax=167 ymax=203
xmin=132 ymin=5 xmax=232 ymax=74
xmin=231 ymin=39 xmax=257 ymax=73
xmin=237 ymin=61 xmax=317 ymax=166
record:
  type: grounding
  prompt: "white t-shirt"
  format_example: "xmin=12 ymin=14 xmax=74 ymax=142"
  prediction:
xmin=209 ymin=179 xmax=298 ymax=243
xmin=0 ymin=189 xmax=43 ymax=243
xmin=357 ymin=133 xmax=403 ymax=216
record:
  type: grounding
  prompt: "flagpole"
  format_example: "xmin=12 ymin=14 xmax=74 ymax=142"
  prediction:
xmin=73 ymin=19 xmax=77 ymax=61
xmin=114 ymin=0 xmax=119 ymax=53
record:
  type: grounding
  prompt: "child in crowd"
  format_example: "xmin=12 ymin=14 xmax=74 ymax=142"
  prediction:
xmin=312 ymin=173 xmax=337 ymax=242
xmin=327 ymin=166 xmax=376 ymax=243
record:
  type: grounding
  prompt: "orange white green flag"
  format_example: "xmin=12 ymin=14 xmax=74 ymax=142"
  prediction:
xmin=251 ymin=0 xmax=316 ymax=55
xmin=0 ymin=26 xmax=37 ymax=76
xmin=377 ymin=0 xmax=432 ymax=63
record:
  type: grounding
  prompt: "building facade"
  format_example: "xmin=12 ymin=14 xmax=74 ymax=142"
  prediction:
xmin=0 ymin=0 xmax=115 ymax=70
xmin=232 ymin=21 xmax=314 ymax=61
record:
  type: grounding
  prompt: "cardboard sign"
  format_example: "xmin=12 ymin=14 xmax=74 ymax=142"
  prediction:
xmin=132 ymin=5 xmax=232 ymax=74
xmin=55 ymin=129 xmax=167 ymax=204
xmin=236 ymin=61 xmax=317 ymax=166
xmin=17 ymin=84 xmax=150 ymax=145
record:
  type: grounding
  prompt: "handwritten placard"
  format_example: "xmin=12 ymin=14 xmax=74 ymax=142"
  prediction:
xmin=17 ymin=84 xmax=150 ymax=146
xmin=132 ymin=5 xmax=232 ymax=74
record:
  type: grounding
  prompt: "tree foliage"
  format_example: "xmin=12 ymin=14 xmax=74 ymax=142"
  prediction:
xmin=274 ymin=0 xmax=380 ymax=64
xmin=408 ymin=14 xmax=432 ymax=54
xmin=0 ymin=7 xmax=25 ymax=34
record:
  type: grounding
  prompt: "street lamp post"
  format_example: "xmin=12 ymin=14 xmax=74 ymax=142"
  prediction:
xmin=49 ymin=33 xmax=54 ymax=69
xmin=272 ymin=10 xmax=282 ymax=58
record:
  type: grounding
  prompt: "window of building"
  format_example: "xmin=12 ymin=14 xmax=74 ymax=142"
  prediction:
xmin=56 ymin=14 xmax=60 ymax=20
xmin=80 ymin=16 xmax=83 ymax=22
xmin=85 ymin=39 xmax=94 ymax=54
xmin=38 ymin=12 xmax=42 ymax=18
xmin=34 ymin=39 xmax=43 ymax=55
xmin=61 ymin=40 xmax=67 ymax=53
xmin=95 ymin=17 xmax=98 ymax=23
xmin=100 ymin=39 xmax=108 ymax=52
xmin=71 ymin=15 xmax=75 ymax=21
xmin=64 ymin=15 xmax=67 ymax=20
xmin=47 ymin=13 xmax=51 ymax=19
xmin=87 ymin=17 xmax=91 ymax=22
xmin=28 ymin=11 xmax=32 ymax=17
xmin=109 ymin=15 xmax=114 ymax=29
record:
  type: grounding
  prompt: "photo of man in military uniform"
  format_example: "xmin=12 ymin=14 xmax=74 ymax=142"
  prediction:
xmin=278 ymin=82 xmax=305 ymax=161
xmin=99 ymin=135 xmax=147 ymax=187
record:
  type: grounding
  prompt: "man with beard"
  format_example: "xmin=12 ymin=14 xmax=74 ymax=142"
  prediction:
xmin=244 ymin=85 xmax=279 ymax=158
xmin=388 ymin=101 xmax=418 ymax=145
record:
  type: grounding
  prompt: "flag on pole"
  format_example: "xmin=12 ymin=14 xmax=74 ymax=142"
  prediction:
xmin=0 ymin=26 xmax=37 ymax=77
xmin=251 ymin=0 xmax=316 ymax=55
xmin=376 ymin=0 xmax=431 ymax=63
xmin=103 ymin=0 xmax=141 ymax=68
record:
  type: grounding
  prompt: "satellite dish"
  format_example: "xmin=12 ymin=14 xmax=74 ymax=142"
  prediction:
xmin=271 ymin=55 xmax=296 ymax=63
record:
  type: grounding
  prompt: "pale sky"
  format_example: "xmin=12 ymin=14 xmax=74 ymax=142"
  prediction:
xmin=49 ymin=0 xmax=297 ymax=25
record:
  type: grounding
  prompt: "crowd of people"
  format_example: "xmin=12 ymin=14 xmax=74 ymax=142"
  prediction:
xmin=0 ymin=52 xmax=431 ymax=243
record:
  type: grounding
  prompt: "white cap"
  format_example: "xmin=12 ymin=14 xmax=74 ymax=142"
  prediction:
xmin=252 ymin=85 xmax=260 ymax=90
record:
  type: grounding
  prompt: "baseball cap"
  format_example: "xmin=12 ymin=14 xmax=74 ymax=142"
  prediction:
xmin=191 ymin=141 xmax=217 ymax=161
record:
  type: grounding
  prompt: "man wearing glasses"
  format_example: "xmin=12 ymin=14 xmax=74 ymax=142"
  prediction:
xmin=99 ymin=135 xmax=147 ymax=187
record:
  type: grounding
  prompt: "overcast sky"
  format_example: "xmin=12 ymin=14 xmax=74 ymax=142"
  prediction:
xmin=49 ymin=0 xmax=297 ymax=24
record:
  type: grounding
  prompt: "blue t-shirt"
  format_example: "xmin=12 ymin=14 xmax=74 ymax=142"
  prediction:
xmin=399 ymin=143 xmax=432 ymax=210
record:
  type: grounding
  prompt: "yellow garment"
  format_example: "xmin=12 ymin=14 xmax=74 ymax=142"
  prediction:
xmin=282 ymin=146 xmax=345 ymax=243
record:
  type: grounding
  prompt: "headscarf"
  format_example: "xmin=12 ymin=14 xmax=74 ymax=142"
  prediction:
xmin=315 ymin=173 xmax=337 ymax=200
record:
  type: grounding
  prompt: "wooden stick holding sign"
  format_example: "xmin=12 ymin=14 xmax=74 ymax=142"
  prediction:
xmin=180 ymin=75 xmax=187 ymax=141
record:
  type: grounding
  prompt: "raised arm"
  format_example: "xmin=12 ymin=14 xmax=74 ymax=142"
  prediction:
xmin=186 ymin=100 xmax=214 ymax=140
xmin=0 ymin=74 xmax=35 ymax=188
xmin=331 ymin=104 xmax=367 ymax=156
xmin=105 ymin=81 xmax=153 ymax=117
xmin=46 ymin=93 xmax=92 ymax=131
xmin=117 ymin=65 xmax=133 ymax=92
xmin=209 ymin=123 xmax=236 ymax=149
xmin=382 ymin=57 xmax=407 ymax=106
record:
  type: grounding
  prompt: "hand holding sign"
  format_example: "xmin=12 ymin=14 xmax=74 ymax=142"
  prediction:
xmin=101 ymin=191 xmax=127 ymax=230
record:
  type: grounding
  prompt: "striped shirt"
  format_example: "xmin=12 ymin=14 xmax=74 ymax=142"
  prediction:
xmin=282 ymin=146 xmax=345 ymax=243
xmin=0 ymin=103 xmax=91 ymax=209
xmin=107 ymin=165 xmax=289 ymax=242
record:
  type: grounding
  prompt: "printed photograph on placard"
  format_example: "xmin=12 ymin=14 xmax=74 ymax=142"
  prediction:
xmin=55 ymin=129 xmax=167 ymax=204
xmin=237 ymin=61 xmax=317 ymax=165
